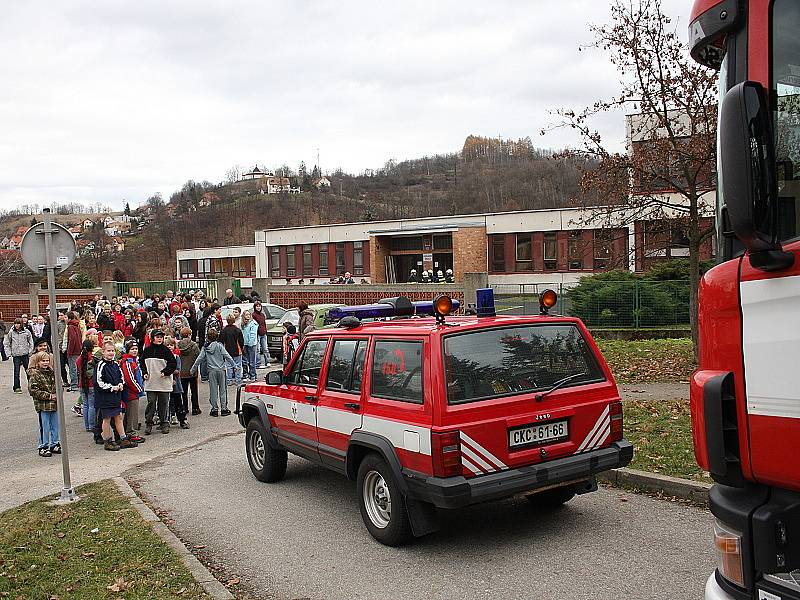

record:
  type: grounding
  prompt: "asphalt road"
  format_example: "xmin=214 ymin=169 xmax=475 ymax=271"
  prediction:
xmin=0 ymin=356 xmax=276 ymax=511
xmin=129 ymin=433 xmax=716 ymax=600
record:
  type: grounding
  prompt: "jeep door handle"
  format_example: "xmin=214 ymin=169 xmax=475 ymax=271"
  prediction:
xmin=305 ymin=395 xmax=318 ymax=403
xmin=344 ymin=402 xmax=361 ymax=411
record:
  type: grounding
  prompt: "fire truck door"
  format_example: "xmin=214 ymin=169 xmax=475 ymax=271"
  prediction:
xmin=315 ymin=339 xmax=367 ymax=470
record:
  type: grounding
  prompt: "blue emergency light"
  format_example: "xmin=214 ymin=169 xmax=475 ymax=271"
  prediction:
xmin=475 ymin=288 xmax=496 ymax=317
xmin=328 ymin=296 xmax=460 ymax=322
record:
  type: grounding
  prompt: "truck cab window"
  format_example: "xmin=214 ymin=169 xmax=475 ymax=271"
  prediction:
xmin=772 ymin=0 xmax=800 ymax=242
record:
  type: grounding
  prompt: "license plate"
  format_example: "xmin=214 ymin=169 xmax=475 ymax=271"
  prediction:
xmin=509 ymin=420 xmax=569 ymax=448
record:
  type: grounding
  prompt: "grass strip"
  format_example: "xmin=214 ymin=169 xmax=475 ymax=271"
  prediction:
xmin=596 ymin=338 xmax=695 ymax=383
xmin=623 ymin=397 xmax=710 ymax=482
xmin=0 ymin=480 xmax=210 ymax=600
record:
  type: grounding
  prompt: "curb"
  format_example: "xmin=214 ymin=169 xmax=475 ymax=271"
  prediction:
xmin=597 ymin=467 xmax=712 ymax=504
xmin=112 ymin=477 xmax=234 ymax=600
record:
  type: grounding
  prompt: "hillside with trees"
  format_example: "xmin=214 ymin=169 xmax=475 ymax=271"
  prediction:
xmin=0 ymin=135 xmax=592 ymax=286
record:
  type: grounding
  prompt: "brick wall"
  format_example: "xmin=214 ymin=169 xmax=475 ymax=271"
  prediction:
xmin=452 ymin=226 xmax=487 ymax=282
xmin=268 ymin=284 xmax=464 ymax=311
xmin=368 ymin=236 xmax=392 ymax=284
xmin=0 ymin=297 xmax=28 ymax=321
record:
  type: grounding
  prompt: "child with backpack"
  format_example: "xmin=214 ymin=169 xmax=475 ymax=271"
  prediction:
xmin=282 ymin=324 xmax=300 ymax=366
xmin=165 ymin=337 xmax=187 ymax=428
xmin=95 ymin=341 xmax=137 ymax=451
xmin=120 ymin=339 xmax=145 ymax=443
xmin=28 ymin=351 xmax=60 ymax=458
xmin=76 ymin=340 xmax=97 ymax=434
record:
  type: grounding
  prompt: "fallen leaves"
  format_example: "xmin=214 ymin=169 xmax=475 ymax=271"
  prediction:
xmin=596 ymin=338 xmax=695 ymax=383
xmin=107 ymin=576 xmax=131 ymax=593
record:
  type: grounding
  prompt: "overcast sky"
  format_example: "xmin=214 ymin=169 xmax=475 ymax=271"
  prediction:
xmin=0 ymin=0 xmax=690 ymax=212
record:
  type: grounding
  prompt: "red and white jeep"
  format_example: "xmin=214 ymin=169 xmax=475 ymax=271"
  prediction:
xmin=237 ymin=293 xmax=632 ymax=545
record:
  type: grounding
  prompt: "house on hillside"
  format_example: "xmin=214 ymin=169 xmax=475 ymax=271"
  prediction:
xmin=0 ymin=237 xmax=9 ymax=249
xmin=241 ymin=165 xmax=299 ymax=194
xmin=6 ymin=226 xmax=30 ymax=250
xmin=312 ymin=176 xmax=331 ymax=190
xmin=68 ymin=225 xmax=82 ymax=239
xmin=106 ymin=237 xmax=125 ymax=252
xmin=81 ymin=218 xmax=96 ymax=230
xmin=198 ymin=191 xmax=221 ymax=208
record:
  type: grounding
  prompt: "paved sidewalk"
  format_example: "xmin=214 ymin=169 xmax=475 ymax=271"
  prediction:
xmin=0 ymin=357 xmax=272 ymax=511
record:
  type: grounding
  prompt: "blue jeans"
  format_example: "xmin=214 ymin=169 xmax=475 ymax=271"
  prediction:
xmin=242 ymin=345 xmax=257 ymax=380
xmin=256 ymin=334 xmax=272 ymax=367
xmin=81 ymin=387 xmax=96 ymax=432
xmin=226 ymin=355 xmax=242 ymax=384
xmin=12 ymin=355 xmax=28 ymax=390
xmin=37 ymin=410 xmax=60 ymax=449
xmin=68 ymin=355 xmax=78 ymax=389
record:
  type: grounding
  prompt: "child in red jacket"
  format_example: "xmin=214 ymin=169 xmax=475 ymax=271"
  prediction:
xmin=120 ymin=340 xmax=145 ymax=443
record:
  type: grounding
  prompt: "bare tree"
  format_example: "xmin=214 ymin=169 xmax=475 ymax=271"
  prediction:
xmin=547 ymin=0 xmax=717 ymax=351
xmin=225 ymin=165 xmax=241 ymax=184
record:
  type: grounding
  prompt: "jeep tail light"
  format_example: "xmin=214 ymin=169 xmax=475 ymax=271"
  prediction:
xmin=431 ymin=431 xmax=462 ymax=478
xmin=609 ymin=401 xmax=623 ymax=442
xmin=714 ymin=520 xmax=745 ymax=587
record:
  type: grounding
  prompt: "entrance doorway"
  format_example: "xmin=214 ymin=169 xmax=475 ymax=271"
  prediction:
xmin=392 ymin=254 xmax=423 ymax=283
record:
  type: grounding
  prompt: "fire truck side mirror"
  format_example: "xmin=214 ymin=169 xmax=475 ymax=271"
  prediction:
xmin=720 ymin=81 xmax=794 ymax=271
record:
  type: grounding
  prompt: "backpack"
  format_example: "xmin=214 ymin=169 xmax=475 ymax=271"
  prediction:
xmin=285 ymin=334 xmax=300 ymax=363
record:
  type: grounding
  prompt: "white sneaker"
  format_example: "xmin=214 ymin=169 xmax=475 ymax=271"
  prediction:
xmin=170 ymin=415 xmax=178 ymax=426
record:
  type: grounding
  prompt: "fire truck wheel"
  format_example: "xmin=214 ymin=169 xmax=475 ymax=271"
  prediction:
xmin=356 ymin=454 xmax=413 ymax=546
xmin=525 ymin=485 xmax=576 ymax=508
xmin=246 ymin=417 xmax=287 ymax=483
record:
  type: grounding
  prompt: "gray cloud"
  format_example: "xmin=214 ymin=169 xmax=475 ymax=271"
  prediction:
xmin=0 ymin=0 xmax=691 ymax=211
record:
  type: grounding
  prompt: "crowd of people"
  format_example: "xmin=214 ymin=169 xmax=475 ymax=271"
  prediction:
xmin=1 ymin=289 xmax=286 ymax=457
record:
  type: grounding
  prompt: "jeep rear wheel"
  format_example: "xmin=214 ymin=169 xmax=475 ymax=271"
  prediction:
xmin=356 ymin=454 xmax=412 ymax=546
xmin=525 ymin=485 xmax=576 ymax=508
xmin=246 ymin=417 xmax=287 ymax=483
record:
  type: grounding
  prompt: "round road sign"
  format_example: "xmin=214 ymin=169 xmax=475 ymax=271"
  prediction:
xmin=20 ymin=221 xmax=77 ymax=274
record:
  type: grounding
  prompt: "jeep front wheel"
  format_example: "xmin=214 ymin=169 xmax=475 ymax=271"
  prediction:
xmin=356 ymin=454 xmax=412 ymax=546
xmin=246 ymin=417 xmax=287 ymax=483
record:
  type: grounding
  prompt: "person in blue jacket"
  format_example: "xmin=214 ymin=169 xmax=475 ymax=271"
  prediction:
xmin=95 ymin=341 xmax=138 ymax=451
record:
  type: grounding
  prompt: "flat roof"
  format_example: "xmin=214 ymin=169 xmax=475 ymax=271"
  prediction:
xmin=254 ymin=206 xmax=594 ymax=234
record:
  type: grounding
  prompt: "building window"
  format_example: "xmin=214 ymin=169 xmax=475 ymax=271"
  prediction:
xmin=593 ymin=230 xmax=613 ymax=270
xmin=179 ymin=260 xmax=195 ymax=279
xmin=318 ymin=245 xmax=328 ymax=276
xmin=491 ymin=235 xmax=506 ymax=272
xmin=390 ymin=236 xmax=422 ymax=251
xmin=213 ymin=258 xmax=228 ymax=276
xmin=432 ymin=234 xmax=452 ymax=250
xmin=197 ymin=259 xmax=212 ymax=278
xmin=568 ymin=231 xmax=584 ymax=270
xmin=231 ymin=257 xmax=252 ymax=277
xmin=286 ymin=245 xmax=296 ymax=277
xmin=303 ymin=245 xmax=312 ymax=276
xmin=353 ymin=241 xmax=363 ymax=276
xmin=335 ymin=242 xmax=345 ymax=274
xmin=270 ymin=247 xmax=280 ymax=278
xmin=515 ymin=234 xmax=532 ymax=271
xmin=543 ymin=232 xmax=557 ymax=270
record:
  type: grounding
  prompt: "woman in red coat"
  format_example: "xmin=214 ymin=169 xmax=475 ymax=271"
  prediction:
xmin=65 ymin=312 xmax=83 ymax=392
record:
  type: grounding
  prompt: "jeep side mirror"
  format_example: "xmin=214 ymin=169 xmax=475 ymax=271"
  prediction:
xmin=720 ymin=81 xmax=794 ymax=271
xmin=266 ymin=370 xmax=283 ymax=385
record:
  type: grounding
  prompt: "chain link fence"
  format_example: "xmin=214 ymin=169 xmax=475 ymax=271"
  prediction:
xmin=114 ymin=279 xmax=219 ymax=299
xmin=492 ymin=280 xmax=691 ymax=328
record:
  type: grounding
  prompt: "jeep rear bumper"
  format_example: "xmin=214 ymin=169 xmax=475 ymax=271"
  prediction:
xmin=402 ymin=440 xmax=633 ymax=510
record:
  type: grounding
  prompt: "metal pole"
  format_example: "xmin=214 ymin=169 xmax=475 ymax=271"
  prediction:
xmin=41 ymin=209 xmax=78 ymax=503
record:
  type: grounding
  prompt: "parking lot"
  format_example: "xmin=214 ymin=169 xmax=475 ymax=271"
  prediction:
xmin=128 ymin=433 xmax=716 ymax=600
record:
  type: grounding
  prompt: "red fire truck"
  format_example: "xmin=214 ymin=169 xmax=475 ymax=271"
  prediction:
xmin=237 ymin=293 xmax=631 ymax=545
xmin=690 ymin=0 xmax=800 ymax=598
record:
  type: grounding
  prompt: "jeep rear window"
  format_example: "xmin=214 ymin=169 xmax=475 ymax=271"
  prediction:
xmin=443 ymin=324 xmax=605 ymax=404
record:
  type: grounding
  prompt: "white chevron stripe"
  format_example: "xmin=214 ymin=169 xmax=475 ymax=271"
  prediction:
xmin=461 ymin=455 xmax=484 ymax=475
xmin=583 ymin=416 xmax=610 ymax=452
xmin=588 ymin=422 xmax=611 ymax=451
xmin=577 ymin=406 xmax=610 ymax=453
xmin=460 ymin=431 xmax=508 ymax=470
xmin=461 ymin=443 xmax=497 ymax=473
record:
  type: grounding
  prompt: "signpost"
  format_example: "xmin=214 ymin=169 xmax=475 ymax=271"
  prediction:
xmin=20 ymin=209 xmax=79 ymax=503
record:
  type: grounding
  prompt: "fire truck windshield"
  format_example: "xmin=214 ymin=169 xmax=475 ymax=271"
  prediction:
xmin=773 ymin=0 xmax=800 ymax=242
xmin=443 ymin=324 xmax=605 ymax=404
